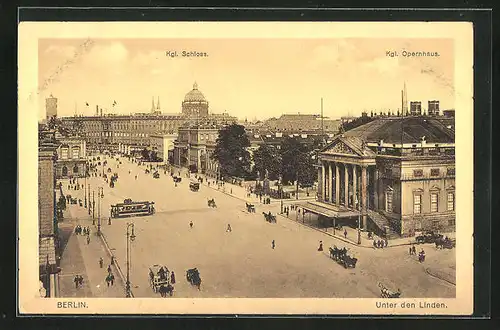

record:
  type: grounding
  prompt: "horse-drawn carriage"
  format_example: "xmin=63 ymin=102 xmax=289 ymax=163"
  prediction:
xmin=263 ymin=212 xmax=276 ymax=223
xmin=173 ymin=176 xmax=182 ymax=183
xmin=186 ymin=268 xmax=202 ymax=290
xmin=189 ymin=182 xmax=200 ymax=191
xmin=416 ymin=231 xmax=443 ymax=244
xmin=245 ymin=202 xmax=255 ymax=213
xmin=207 ymin=198 xmax=217 ymax=208
xmin=378 ymin=282 xmax=401 ymax=298
xmin=328 ymin=246 xmax=358 ymax=268
xmin=149 ymin=264 xmax=173 ymax=296
xmin=435 ymin=237 xmax=456 ymax=249
xmin=153 ymin=171 xmax=160 ymax=179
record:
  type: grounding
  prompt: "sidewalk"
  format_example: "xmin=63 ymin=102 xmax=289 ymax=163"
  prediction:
xmin=281 ymin=208 xmax=419 ymax=249
xmin=57 ymin=185 xmax=126 ymax=298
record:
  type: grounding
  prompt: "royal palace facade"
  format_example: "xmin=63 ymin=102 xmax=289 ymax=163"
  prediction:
xmin=60 ymin=82 xmax=237 ymax=156
xmin=299 ymin=116 xmax=455 ymax=238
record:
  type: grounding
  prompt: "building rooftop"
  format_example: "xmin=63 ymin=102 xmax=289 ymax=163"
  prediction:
xmin=343 ymin=116 xmax=455 ymax=144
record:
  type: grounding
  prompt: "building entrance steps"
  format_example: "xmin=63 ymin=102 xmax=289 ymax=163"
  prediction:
xmin=366 ymin=210 xmax=400 ymax=239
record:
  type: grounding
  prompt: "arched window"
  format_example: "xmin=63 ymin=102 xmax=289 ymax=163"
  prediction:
xmin=62 ymin=166 xmax=68 ymax=177
xmin=73 ymin=164 xmax=79 ymax=174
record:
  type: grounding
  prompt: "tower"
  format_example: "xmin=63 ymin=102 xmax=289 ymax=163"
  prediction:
xmin=156 ymin=96 xmax=160 ymax=111
xmin=151 ymin=96 xmax=155 ymax=113
xmin=45 ymin=94 xmax=58 ymax=120
xmin=401 ymin=82 xmax=408 ymax=116
xmin=428 ymin=100 xmax=440 ymax=116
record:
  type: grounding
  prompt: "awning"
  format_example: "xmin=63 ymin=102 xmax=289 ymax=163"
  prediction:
xmin=296 ymin=201 xmax=359 ymax=219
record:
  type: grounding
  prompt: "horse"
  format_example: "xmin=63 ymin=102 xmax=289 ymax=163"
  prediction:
xmin=186 ymin=268 xmax=202 ymax=290
xmin=208 ymin=199 xmax=216 ymax=208
xmin=158 ymin=284 xmax=174 ymax=297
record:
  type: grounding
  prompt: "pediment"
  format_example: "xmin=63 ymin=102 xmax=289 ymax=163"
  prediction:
xmin=323 ymin=140 xmax=362 ymax=157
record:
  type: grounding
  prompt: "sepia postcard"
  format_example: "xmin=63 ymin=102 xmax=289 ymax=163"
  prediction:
xmin=18 ymin=21 xmax=474 ymax=315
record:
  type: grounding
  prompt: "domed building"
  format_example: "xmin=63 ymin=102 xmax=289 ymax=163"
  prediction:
xmin=182 ymin=82 xmax=209 ymax=117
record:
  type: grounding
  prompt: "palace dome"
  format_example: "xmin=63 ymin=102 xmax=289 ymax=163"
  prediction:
xmin=183 ymin=82 xmax=207 ymax=103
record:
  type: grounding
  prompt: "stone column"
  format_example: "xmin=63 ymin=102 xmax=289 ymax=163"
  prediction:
xmin=317 ymin=166 xmax=322 ymax=200
xmin=344 ymin=164 xmax=349 ymax=207
xmin=361 ymin=165 xmax=368 ymax=229
xmin=353 ymin=164 xmax=357 ymax=207
xmin=328 ymin=162 xmax=333 ymax=202
xmin=335 ymin=162 xmax=340 ymax=205
xmin=320 ymin=162 xmax=325 ymax=201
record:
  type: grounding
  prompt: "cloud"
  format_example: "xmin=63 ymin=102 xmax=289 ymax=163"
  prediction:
xmin=362 ymin=56 xmax=403 ymax=76
xmin=132 ymin=50 xmax=165 ymax=66
xmin=43 ymin=45 xmax=77 ymax=59
xmin=80 ymin=41 xmax=129 ymax=68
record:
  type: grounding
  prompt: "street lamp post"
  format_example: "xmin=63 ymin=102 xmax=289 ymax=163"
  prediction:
xmin=125 ymin=222 xmax=136 ymax=298
xmin=98 ymin=187 xmax=102 ymax=235
xmin=356 ymin=195 xmax=361 ymax=245
xmin=88 ymin=184 xmax=91 ymax=215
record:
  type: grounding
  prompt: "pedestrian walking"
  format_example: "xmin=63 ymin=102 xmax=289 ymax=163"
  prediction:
xmin=189 ymin=221 xmax=193 ymax=229
xmin=78 ymin=275 xmax=84 ymax=287
xmin=409 ymin=246 xmax=412 ymax=255
xmin=272 ymin=240 xmax=275 ymax=249
xmin=318 ymin=240 xmax=323 ymax=251
xmin=384 ymin=238 xmax=388 ymax=247
xmin=373 ymin=240 xmax=377 ymax=248
xmin=411 ymin=245 xmax=416 ymax=255
xmin=110 ymin=273 xmax=115 ymax=286
xmin=106 ymin=274 xmax=111 ymax=287
xmin=344 ymin=229 xmax=348 ymax=239
xmin=86 ymin=235 xmax=90 ymax=245
xmin=111 ymin=256 xmax=115 ymax=265
xmin=74 ymin=275 xmax=79 ymax=289
xmin=171 ymin=271 xmax=176 ymax=284
xmin=226 ymin=224 xmax=232 ymax=232
xmin=99 ymin=257 xmax=104 ymax=268
xmin=230 ymin=188 xmax=233 ymax=194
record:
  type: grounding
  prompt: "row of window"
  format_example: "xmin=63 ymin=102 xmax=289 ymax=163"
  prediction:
xmin=413 ymin=167 xmax=455 ymax=177
xmin=385 ymin=190 xmax=455 ymax=214
xmin=60 ymin=147 xmax=80 ymax=159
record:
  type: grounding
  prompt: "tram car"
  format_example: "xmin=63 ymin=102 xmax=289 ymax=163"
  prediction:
xmin=110 ymin=200 xmax=155 ymax=218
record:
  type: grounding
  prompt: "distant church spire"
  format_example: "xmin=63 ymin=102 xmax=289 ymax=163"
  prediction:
xmin=193 ymin=81 xmax=198 ymax=90
xmin=151 ymin=96 xmax=155 ymax=112
xmin=156 ymin=96 xmax=160 ymax=110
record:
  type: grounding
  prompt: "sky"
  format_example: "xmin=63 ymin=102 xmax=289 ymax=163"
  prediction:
xmin=38 ymin=38 xmax=454 ymax=121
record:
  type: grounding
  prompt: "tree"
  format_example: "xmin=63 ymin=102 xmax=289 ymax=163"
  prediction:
xmin=251 ymin=144 xmax=281 ymax=181
xmin=212 ymin=124 xmax=251 ymax=179
xmin=280 ymin=137 xmax=318 ymax=188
